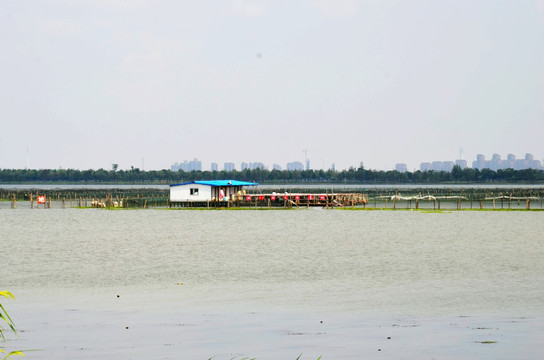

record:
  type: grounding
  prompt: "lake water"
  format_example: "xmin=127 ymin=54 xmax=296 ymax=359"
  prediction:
xmin=2 ymin=208 xmax=543 ymax=359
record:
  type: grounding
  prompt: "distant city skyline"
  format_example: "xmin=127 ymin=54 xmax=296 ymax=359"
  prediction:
xmin=170 ymin=152 xmax=543 ymax=173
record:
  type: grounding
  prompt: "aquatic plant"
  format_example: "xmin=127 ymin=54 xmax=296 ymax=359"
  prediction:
xmin=0 ymin=291 xmax=24 ymax=359
xmin=0 ymin=292 xmax=16 ymax=340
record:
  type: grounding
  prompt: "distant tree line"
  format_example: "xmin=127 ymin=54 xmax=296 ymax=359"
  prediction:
xmin=1 ymin=165 xmax=543 ymax=184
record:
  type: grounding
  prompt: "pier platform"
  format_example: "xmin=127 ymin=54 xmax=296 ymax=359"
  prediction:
xmin=169 ymin=193 xmax=368 ymax=208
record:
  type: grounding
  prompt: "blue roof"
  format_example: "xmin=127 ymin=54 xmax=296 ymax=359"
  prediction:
xmin=171 ymin=180 xmax=258 ymax=187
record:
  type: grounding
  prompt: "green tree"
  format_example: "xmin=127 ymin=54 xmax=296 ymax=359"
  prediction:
xmin=451 ymin=165 xmax=463 ymax=182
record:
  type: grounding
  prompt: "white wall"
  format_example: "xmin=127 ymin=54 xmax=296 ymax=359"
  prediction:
xmin=170 ymin=184 xmax=212 ymax=202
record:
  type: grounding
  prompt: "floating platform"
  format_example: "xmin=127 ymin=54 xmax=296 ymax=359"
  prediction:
xmin=169 ymin=193 xmax=368 ymax=208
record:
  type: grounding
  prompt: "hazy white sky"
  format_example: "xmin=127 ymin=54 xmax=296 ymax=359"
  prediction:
xmin=1 ymin=0 xmax=543 ymax=171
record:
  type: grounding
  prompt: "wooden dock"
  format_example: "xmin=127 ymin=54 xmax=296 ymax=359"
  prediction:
xmin=169 ymin=193 xmax=368 ymax=208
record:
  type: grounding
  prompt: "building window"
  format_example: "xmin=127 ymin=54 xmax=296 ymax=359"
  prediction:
xmin=190 ymin=188 xmax=199 ymax=196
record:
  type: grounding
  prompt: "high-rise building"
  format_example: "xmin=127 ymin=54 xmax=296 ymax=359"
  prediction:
xmin=171 ymin=158 xmax=201 ymax=172
xmin=420 ymin=162 xmax=431 ymax=172
xmin=504 ymin=154 xmax=515 ymax=169
xmin=442 ymin=161 xmax=455 ymax=172
xmin=210 ymin=162 xmax=218 ymax=171
xmin=188 ymin=158 xmax=201 ymax=171
xmin=241 ymin=162 xmax=266 ymax=170
xmin=490 ymin=154 xmax=501 ymax=171
xmin=455 ymin=159 xmax=467 ymax=169
xmin=469 ymin=153 xmax=543 ymax=171
xmin=472 ymin=154 xmax=486 ymax=170
xmin=431 ymin=161 xmax=443 ymax=171
xmin=224 ymin=162 xmax=235 ymax=171
xmin=395 ymin=163 xmax=407 ymax=173
xmin=250 ymin=162 xmax=266 ymax=170
xmin=287 ymin=161 xmax=304 ymax=171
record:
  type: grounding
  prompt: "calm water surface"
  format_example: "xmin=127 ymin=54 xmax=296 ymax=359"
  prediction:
xmin=2 ymin=208 xmax=543 ymax=359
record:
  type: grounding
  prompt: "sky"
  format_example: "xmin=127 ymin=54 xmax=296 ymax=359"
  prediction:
xmin=1 ymin=0 xmax=543 ymax=171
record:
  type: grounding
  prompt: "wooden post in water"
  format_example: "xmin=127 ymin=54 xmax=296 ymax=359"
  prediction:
xmin=11 ymin=194 xmax=16 ymax=209
xmin=527 ymin=199 xmax=530 ymax=210
xmin=393 ymin=196 xmax=396 ymax=210
xmin=480 ymin=200 xmax=483 ymax=209
xmin=62 ymin=198 xmax=65 ymax=209
xmin=415 ymin=199 xmax=419 ymax=210
xmin=49 ymin=197 xmax=52 ymax=209
xmin=30 ymin=193 xmax=33 ymax=209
